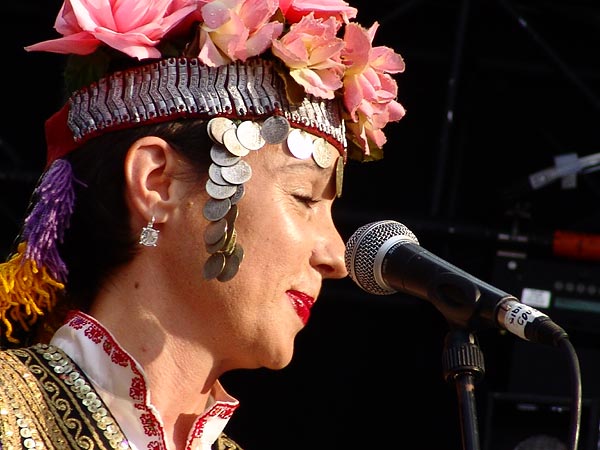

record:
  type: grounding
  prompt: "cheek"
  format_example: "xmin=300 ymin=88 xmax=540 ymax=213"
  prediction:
xmin=168 ymin=198 xmax=213 ymax=270
xmin=238 ymin=218 xmax=306 ymax=283
xmin=234 ymin=210 xmax=283 ymax=274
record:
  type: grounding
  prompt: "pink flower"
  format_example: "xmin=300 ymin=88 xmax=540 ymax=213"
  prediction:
xmin=271 ymin=13 xmax=345 ymax=99
xmin=279 ymin=0 xmax=357 ymax=24
xmin=196 ymin=0 xmax=283 ymax=66
xmin=341 ymin=22 xmax=406 ymax=153
xmin=25 ymin=0 xmax=199 ymax=60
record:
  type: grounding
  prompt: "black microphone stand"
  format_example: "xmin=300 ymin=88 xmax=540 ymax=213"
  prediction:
xmin=442 ymin=328 xmax=486 ymax=450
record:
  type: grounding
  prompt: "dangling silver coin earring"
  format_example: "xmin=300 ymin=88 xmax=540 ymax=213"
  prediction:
xmin=139 ymin=216 xmax=159 ymax=247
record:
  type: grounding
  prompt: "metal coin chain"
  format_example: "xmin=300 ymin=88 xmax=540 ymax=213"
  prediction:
xmin=202 ymin=115 xmax=343 ymax=282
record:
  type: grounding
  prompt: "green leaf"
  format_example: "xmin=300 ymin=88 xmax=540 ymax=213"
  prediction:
xmin=63 ymin=49 xmax=112 ymax=94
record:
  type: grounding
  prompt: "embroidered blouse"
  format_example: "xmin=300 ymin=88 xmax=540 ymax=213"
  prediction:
xmin=49 ymin=310 xmax=241 ymax=450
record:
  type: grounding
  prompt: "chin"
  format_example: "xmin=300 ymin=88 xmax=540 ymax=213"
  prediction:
xmin=263 ymin=349 xmax=294 ymax=370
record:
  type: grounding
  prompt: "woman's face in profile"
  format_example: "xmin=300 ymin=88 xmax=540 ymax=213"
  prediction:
xmin=173 ymin=139 xmax=348 ymax=372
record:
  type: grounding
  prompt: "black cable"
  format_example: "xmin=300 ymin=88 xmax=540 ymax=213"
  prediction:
xmin=558 ymin=337 xmax=582 ymax=450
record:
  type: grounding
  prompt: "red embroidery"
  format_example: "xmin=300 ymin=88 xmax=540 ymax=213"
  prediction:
xmin=140 ymin=413 xmax=161 ymax=436
xmin=130 ymin=377 xmax=145 ymax=401
xmin=212 ymin=404 xmax=236 ymax=419
xmin=147 ymin=441 xmax=164 ymax=450
xmin=102 ymin=339 xmax=114 ymax=354
xmin=68 ymin=315 xmax=85 ymax=329
xmin=84 ymin=323 xmax=104 ymax=343
xmin=190 ymin=403 xmax=236 ymax=439
xmin=190 ymin=415 xmax=208 ymax=439
xmin=112 ymin=349 xmax=129 ymax=366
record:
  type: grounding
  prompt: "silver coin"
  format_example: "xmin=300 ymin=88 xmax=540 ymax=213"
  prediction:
xmin=236 ymin=120 xmax=265 ymax=150
xmin=221 ymin=160 xmax=252 ymax=184
xmin=208 ymin=117 xmax=236 ymax=144
xmin=204 ymin=218 xmax=227 ymax=245
xmin=225 ymin=204 xmax=239 ymax=223
xmin=206 ymin=233 xmax=227 ymax=253
xmin=210 ymin=143 xmax=241 ymax=166
xmin=335 ymin=155 xmax=344 ymax=198
xmin=208 ymin=163 xmax=227 ymax=185
xmin=312 ymin=137 xmax=334 ymax=169
xmin=217 ymin=245 xmax=245 ymax=282
xmin=286 ymin=128 xmax=313 ymax=159
xmin=203 ymin=252 xmax=226 ymax=280
xmin=203 ymin=197 xmax=231 ymax=221
xmin=230 ymin=184 xmax=245 ymax=205
xmin=206 ymin=179 xmax=237 ymax=200
xmin=222 ymin=128 xmax=250 ymax=157
xmin=260 ymin=115 xmax=290 ymax=144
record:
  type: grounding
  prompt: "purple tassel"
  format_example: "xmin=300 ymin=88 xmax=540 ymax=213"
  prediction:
xmin=22 ymin=159 xmax=77 ymax=282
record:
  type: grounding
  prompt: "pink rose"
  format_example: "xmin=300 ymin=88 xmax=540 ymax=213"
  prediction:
xmin=25 ymin=0 xmax=200 ymax=60
xmin=196 ymin=0 xmax=283 ymax=66
xmin=279 ymin=0 xmax=357 ymax=24
xmin=341 ymin=22 xmax=405 ymax=153
xmin=271 ymin=13 xmax=345 ymax=99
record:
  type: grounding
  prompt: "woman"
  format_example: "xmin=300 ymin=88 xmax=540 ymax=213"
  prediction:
xmin=0 ymin=0 xmax=406 ymax=449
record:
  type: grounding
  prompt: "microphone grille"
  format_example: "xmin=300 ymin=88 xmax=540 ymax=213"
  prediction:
xmin=344 ymin=220 xmax=418 ymax=295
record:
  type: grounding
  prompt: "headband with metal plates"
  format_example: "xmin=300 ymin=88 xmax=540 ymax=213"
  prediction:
xmin=45 ymin=57 xmax=347 ymax=166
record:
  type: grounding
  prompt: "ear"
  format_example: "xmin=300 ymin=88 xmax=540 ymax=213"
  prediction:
xmin=124 ymin=136 xmax=179 ymax=226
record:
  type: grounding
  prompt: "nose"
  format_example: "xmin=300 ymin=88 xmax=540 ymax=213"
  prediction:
xmin=311 ymin=220 xmax=348 ymax=280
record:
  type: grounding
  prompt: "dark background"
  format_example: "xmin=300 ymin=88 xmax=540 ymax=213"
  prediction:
xmin=2 ymin=1 xmax=600 ymax=449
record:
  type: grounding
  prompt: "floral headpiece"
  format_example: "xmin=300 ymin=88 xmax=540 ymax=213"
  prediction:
xmin=1 ymin=0 xmax=405 ymax=343
xmin=31 ymin=0 xmax=406 ymax=162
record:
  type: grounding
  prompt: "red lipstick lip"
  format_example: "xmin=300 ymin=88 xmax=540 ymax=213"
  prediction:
xmin=287 ymin=290 xmax=315 ymax=325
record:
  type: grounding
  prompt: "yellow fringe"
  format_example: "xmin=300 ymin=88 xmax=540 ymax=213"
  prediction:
xmin=0 ymin=242 xmax=64 ymax=344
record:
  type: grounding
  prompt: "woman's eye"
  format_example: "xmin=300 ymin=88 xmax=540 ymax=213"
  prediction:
xmin=294 ymin=194 xmax=318 ymax=206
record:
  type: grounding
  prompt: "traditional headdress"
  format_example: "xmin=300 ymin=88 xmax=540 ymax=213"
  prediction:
xmin=1 ymin=0 xmax=406 ymax=343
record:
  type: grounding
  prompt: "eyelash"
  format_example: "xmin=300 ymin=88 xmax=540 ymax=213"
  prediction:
xmin=294 ymin=194 xmax=318 ymax=206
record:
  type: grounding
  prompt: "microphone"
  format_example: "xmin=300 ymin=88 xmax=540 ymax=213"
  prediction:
xmin=344 ymin=220 xmax=569 ymax=346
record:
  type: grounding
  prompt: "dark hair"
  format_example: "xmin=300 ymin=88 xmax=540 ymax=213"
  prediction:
xmin=56 ymin=118 xmax=213 ymax=316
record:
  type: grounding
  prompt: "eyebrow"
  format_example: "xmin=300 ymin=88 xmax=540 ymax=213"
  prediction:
xmin=278 ymin=160 xmax=327 ymax=174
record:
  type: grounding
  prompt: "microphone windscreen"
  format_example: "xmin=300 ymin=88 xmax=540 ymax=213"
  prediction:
xmin=344 ymin=220 xmax=418 ymax=295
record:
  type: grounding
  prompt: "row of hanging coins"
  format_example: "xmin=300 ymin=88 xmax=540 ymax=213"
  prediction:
xmin=203 ymin=117 xmax=250 ymax=282
xmin=202 ymin=115 xmax=343 ymax=282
